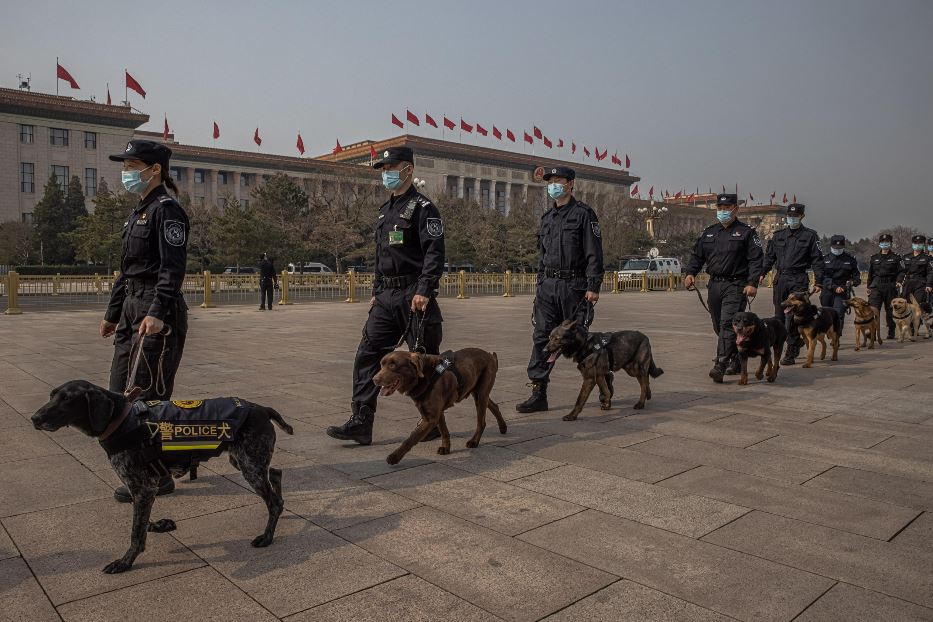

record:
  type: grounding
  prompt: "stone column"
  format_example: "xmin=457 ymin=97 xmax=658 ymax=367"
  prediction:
xmin=232 ymin=171 xmax=241 ymax=202
xmin=457 ymin=176 xmax=465 ymax=199
xmin=210 ymin=169 xmax=218 ymax=207
xmin=473 ymin=178 xmax=481 ymax=204
xmin=504 ymin=182 xmax=512 ymax=216
xmin=186 ymin=167 xmax=195 ymax=202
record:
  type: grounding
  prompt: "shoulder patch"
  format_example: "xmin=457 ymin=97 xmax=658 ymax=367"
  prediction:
xmin=591 ymin=221 xmax=601 ymax=238
xmin=753 ymin=234 xmax=762 ymax=247
xmin=164 ymin=220 xmax=186 ymax=247
xmin=417 ymin=197 xmax=433 ymax=208
xmin=426 ymin=217 xmax=443 ymax=238
xmin=157 ymin=195 xmax=175 ymax=204
xmin=400 ymin=199 xmax=417 ymax=220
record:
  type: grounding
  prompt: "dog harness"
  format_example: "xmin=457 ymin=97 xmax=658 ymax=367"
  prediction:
xmin=892 ymin=311 xmax=912 ymax=320
xmin=574 ymin=333 xmax=616 ymax=370
xmin=853 ymin=317 xmax=875 ymax=325
xmin=408 ymin=351 xmax=466 ymax=399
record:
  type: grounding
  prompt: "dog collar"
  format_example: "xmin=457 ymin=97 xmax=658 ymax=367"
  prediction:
xmin=853 ymin=317 xmax=874 ymax=325
xmin=98 ymin=401 xmax=134 ymax=442
xmin=892 ymin=311 xmax=912 ymax=320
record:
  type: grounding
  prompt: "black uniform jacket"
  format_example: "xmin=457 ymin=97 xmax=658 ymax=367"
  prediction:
xmin=821 ymin=252 xmax=861 ymax=290
xmin=762 ymin=226 xmax=824 ymax=282
xmin=374 ymin=185 xmax=445 ymax=297
xmin=867 ymin=252 xmax=904 ymax=287
xmin=537 ymin=196 xmax=605 ymax=292
xmin=685 ymin=219 xmax=764 ymax=286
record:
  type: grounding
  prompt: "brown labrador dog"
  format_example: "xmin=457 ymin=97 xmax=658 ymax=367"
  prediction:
xmin=373 ymin=348 xmax=506 ymax=465
xmin=845 ymin=297 xmax=882 ymax=351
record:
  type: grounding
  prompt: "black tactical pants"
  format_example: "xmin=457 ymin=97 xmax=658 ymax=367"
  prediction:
xmin=867 ymin=282 xmax=897 ymax=333
xmin=773 ymin=273 xmax=810 ymax=350
xmin=352 ymin=285 xmax=442 ymax=410
xmin=901 ymin=279 xmax=929 ymax=305
xmin=820 ymin=289 xmax=849 ymax=334
xmin=109 ymin=283 xmax=188 ymax=401
xmin=527 ymin=277 xmax=590 ymax=384
xmin=259 ymin=278 xmax=275 ymax=309
xmin=708 ymin=279 xmax=747 ymax=364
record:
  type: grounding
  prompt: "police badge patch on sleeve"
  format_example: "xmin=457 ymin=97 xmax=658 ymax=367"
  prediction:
xmin=591 ymin=221 xmax=601 ymax=238
xmin=753 ymin=235 xmax=762 ymax=247
xmin=164 ymin=221 xmax=186 ymax=246
xmin=426 ymin=218 xmax=443 ymax=237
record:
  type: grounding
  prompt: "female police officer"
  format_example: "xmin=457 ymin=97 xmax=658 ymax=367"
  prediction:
xmin=101 ymin=140 xmax=190 ymax=501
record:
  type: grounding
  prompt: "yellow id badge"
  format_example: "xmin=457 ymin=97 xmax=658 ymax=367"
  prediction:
xmin=388 ymin=227 xmax=404 ymax=246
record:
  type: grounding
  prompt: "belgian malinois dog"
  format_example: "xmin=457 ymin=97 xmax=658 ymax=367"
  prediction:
xmin=845 ymin=297 xmax=882 ymax=351
xmin=781 ymin=291 xmax=841 ymax=368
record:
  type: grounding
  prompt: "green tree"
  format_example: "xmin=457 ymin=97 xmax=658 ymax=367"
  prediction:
xmin=0 ymin=220 xmax=35 ymax=266
xmin=252 ymin=173 xmax=310 ymax=259
xmin=309 ymin=182 xmax=378 ymax=272
xmin=68 ymin=179 xmax=134 ymax=272
xmin=503 ymin=198 xmax=540 ymax=271
xmin=184 ymin=192 xmax=222 ymax=270
xmin=31 ymin=174 xmax=66 ymax=264
xmin=215 ymin=198 xmax=268 ymax=268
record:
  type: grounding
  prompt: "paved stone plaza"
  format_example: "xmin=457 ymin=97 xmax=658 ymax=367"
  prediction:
xmin=1 ymin=290 xmax=932 ymax=621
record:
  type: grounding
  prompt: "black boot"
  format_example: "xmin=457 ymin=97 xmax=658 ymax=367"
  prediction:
xmin=887 ymin=326 xmax=895 ymax=340
xmin=515 ymin=383 xmax=548 ymax=413
xmin=781 ymin=341 xmax=800 ymax=366
xmin=114 ymin=476 xmax=174 ymax=503
xmin=326 ymin=403 xmax=374 ymax=445
xmin=724 ymin=356 xmax=741 ymax=376
xmin=709 ymin=361 xmax=725 ymax=384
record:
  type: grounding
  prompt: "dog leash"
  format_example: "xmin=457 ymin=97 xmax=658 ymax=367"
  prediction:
xmin=571 ymin=299 xmax=595 ymax=328
xmin=125 ymin=325 xmax=173 ymax=400
xmin=396 ymin=308 xmax=427 ymax=353
xmin=687 ymin=284 xmax=710 ymax=312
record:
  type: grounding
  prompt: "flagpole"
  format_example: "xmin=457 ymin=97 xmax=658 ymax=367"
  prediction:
xmin=124 ymin=68 xmax=127 ymax=105
xmin=56 ymin=57 xmax=59 ymax=96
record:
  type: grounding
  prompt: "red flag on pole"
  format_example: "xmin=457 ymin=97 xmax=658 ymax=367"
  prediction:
xmin=611 ymin=152 xmax=621 ymax=165
xmin=425 ymin=113 xmax=438 ymax=128
xmin=333 ymin=139 xmax=343 ymax=155
xmin=770 ymin=191 xmax=776 ymax=203
xmin=649 ymin=186 xmax=654 ymax=198
xmin=406 ymin=110 xmax=420 ymax=126
xmin=596 ymin=148 xmax=608 ymax=161
xmin=125 ymin=71 xmax=146 ymax=98
xmin=443 ymin=116 xmax=456 ymax=130
xmin=533 ymin=126 xmax=542 ymax=140
xmin=630 ymin=184 xmax=639 ymax=197
xmin=625 ymin=154 xmax=630 ymax=168
xmin=253 ymin=128 xmax=261 ymax=147
xmin=296 ymin=133 xmax=305 ymax=155
xmin=793 ymin=194 xmax=797 ymax=203
xmin=106 ymin=86 xmax=111 ymax=105
xmin=369 ymin=145 xmax=377 ymax=161
xmin=583 ymin=146 xmax=590 ymax=157
xmin=572 ymin=142 xmax=576 ymax=154
xmin=543 ymin=136 xmax=552 ymax=148
xmin=674 ymin=191 xmax=682 ymax=199
xmin=722 ymin=185 xmax=727 ymax=193
xmin=56 ymin=63 xmax=80 ymax=89
xmin=391 ymin=113 xmax=404 ymax=128
xmin=476 ymin=123 xmax=488 ymax=136
xmin=492 ymin=126 xmax=502 ymax=140
xmin=460 ymin=119 xmax=473 ymax=133
xmin=749 ymin=193 xmax=754 ymax=202
xmin=523 ymin=131 xmax=533 ymax=144
xmin=163 ymin=116 xmax=169 ymax=141
xmin=782 ymin=193 xmax=787 ymax=203
xmin=506 ymin=129 xmax=515 ymax=142
xmin=557 ymin=138 xmax=564 ymax=148
xmin=213 ymin=121 xmax=220 ymax=140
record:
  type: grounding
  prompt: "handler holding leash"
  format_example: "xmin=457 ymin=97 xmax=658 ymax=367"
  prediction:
xmin=101 ymin=140 xmax=190 ymax=502
xmin=867 ymin=233 xmax=904 ymax=340
xmin=899 ymin=234 xmax=933 ymax=307
xmin=820 ymin=235 xmax=861 ymax=337
xmin=327 ymin=147 xmax=445 ymax=446
xmin=684 ymin=193 xmax=763 ymax=384
xmin=516 ymin=166 xmax=605 ymax=413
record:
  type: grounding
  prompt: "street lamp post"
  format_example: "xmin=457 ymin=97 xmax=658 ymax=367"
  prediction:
xmin=636 ymin=201 xmax=669 ymax=239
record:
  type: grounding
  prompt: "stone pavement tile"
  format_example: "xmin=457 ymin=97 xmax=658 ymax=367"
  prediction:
xmin=57 ymin=566 xmax=279 ymax=622
xmin=631 ymin=435 xmax=832 ymax=484
xmin=287 ymin=485 xmax=421 ymax=531
xmin=702 ymin=511 xmax=933 ymax=608
xmin=519 ymin=510 xmax=832 ymax=622
xmin=749 ymin=435 xmax=933 ymax=480
xmin=514 ymin=465 xmax=748 ymax=538
xmin=407 ymin=442 xmax=564 ymax=482
xmin=804 ymin=466 xmax=933 ymax=511
xmin=44 ymin=428 xmax=113 ymax=471
xmin=2 ymin=498 xmax=203 ymax=605
xmin=0 ymin=427 xmax=64 ymax=465
xmin=710 ymin=413 xmax=892 ymax=449
xmin=813 ymin=413 xmax=933 ymax=443
xmin=0 ymin=453 xmax=112 ymax=518
xmin=0 ymin=557 xmax=59 ymax=622
xmin=508 ymin=435 xmax=697 ymax=483
xmin=794 ymin=582 xmax=933 ymax=622
xmin=367 ymin=463 xmax=581 ymax=536
xmin=174 ymin=506 xmax=404 ymax=618
xmin=337 ymin=506 xmax=617 ymax=622
xmin=0 ymin=523 xmax=18 ymax=560
xmin=893 ymin=512 xmax=933 ymax=552
xmin=541 ymin=578 xmax=734 ymax=622
xmin=1 ymin=391 xmax=53 ymax=416
xmin=871 ymin=436 xmax=933 ymax=462
xmin=614 ymin=415 xmax=776 ymax=448
xmin=862 ymin=395 xmax=933 ymax=424
xmin=661 ymin=465 xmax=919 ymax=540
xmin=286 ymin=574 xmax=502 ymax=622
xmin=695 ymin=400 xmax=830 ymax=424
xmin=491 ymin=415 xmax=661 ymax=449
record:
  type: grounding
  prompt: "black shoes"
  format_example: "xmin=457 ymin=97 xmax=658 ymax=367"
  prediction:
xmin=709 ymin=363 xmax=725 ymax=384
xmin=887 ymin=329 xmax=896 ymax=340
xmin=326 ymin=404 xmax=374 ymax=445
xmin=114 ymin=476 xmax=175 ymax=503
xmin=724 ymin=357 xmax=741 ymax=376
xmin=516 ymin=383 xmax=548 ymax=413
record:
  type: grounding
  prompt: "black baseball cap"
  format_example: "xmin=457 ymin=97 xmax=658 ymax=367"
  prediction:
xmin=543 ymin=166 xmax=576 ymax=181
xmin=716 ymin=193 xmax=738 ymax=206
xmin=912 ymin=234 xmax=927 ymax=244
xmin=830 ymin=235 xmax=846 ymax=247
xmin=373 ymin=146 xmax=414 ymax=169
xmin=879 ymin=233 xmax=893 ymax=242
xmin=109 ymin=139 xmax=172 ymax=169
xmin=786 ymin=203 xmax=806 ymax=216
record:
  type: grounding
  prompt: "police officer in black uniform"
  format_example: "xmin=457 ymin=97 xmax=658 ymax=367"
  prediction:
xmin=326 ymin=147 xmax=445 ymax=445
xmin=101 ymin=140 xmax=189 ymax=502
xmin=684 ymin=194 xmax=763 ymax=383
xmin=515 ymin=166 xmax=604 ymax=413
xmin=820 ymin=235 xmax=861 ymax=336
xmin=867 ymin=233 xmax=905 ymax=339
xmin=258 ymin=253 xmax=278 ymax=310
xmin=899 ymin=234 xmax=933 ymax=307
xmin=761 ymin=203 xmax=824 ymax=365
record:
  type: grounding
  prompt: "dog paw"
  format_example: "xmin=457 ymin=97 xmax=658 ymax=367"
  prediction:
xmin=386 ymin=453 xmax=402 ymax=465
xmin=251 ymin=533 xmax=274 ymax=548
xmin=755 ymin=371 xmax=764 ymax=380
xmin=466 ymin=439 xmax=479 ymax=448
xmin=600 ymin=401 xmax=611 ymax=411
xmin=633 ymin=402 xmax=645 ymax=410
xmin=102 ymin=559 xmax=133 ymax=574
xmin=148 ymin=519 xmax=176 ymax=533
xmin=498 ymin=425 xmax=507 ymax=434
xmin=562 ymin=413 xmax=579 ymax=421
xmin=437 ymin=446 xmax=450 ymax=455
xmin=738 ymin=379 xmax=748 ymax=386
xmin=802 ymin=363 xmax=812 ymax=368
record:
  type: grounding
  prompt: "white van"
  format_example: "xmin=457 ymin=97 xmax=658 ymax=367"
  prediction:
xmin=286 ymin=262 xmax=334 ymax=275
xmin=617 ymin=255 xmax=682 ymax=285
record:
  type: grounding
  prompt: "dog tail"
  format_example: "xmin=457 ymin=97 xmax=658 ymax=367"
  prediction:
xmin=646 ymin=340 xmax=664 ymax=378
xmin=267 ymin=408 xmax=294 ymax=435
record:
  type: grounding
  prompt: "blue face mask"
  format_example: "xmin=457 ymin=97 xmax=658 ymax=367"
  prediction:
xmin=547 ymin=183 xmax=567 ymax=200
xmin=913 ymin=244 xmax=924 ymax=252
xmin=786 ymin=216 xmax=801 ymax=228
xmin=716 ymin=209 xmax=733 ymax=224
xmin=879 ymin=242 xmax=891 ymax=249
xmin=381 ymin=170 xmax=404 ymax=191
xmin=928 ymin=246 xmax=933 ymax=253
xmin=121 ymin=166 xmax=152 ymax=194
xmin=831 ymin=247 xmax=844 ymax=256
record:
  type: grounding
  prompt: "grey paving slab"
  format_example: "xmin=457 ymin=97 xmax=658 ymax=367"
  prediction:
xmin=367 ymin=463 xmax=581 ymax=536
xmin=804 ymin=466 xmax=933 ymax=511
xmin=407 ymin=442 xmax=565 ymax=482
xmin=0 ymin=453 xmax=112 ymax=518
xmin=508 ymin=435 xmax=698 ymax=483
xmin=514 ymin=465 xmax=748 ymax=537
xmin=57 ymin=566 xmax=279 ymax=622
xmin=0 ymin=427 xmax=64 ymax=465
xmin=287 ymin=483 xmax=422 ymax=531
xmin=702 ymin=511 xmax=933 ymax=608
xmin=337 ymin=506 xmax=617 ymax=622
xmin=615 ymin=415 xmax=777 ymax=448
xmin=872 ymin=435 xmax=933 ymax=462
xmin=519 ymin=510 xmax=833 ymax=622
xmin=893 ymin=512 xmax=933 ymax=552
xmin=173 ymin=505 xmax=405 ymax=618
xmin=286 ymin=574 xmax=502 ymax=622
xmin=0 ymin=523 xmax=17 ymax=560
xmin=495 ymin=416 xmax=662 ymax=448
xmin=794 ymin=582 xmax=933 ymax=622
xmin=710 ymin=413 xmax=892 ymax=449
xmin=661 ymin=465 xmax=919 ymax=539
xmin=0 ymin=557 xmax=59 ymax=622
xmin=2 ymin=498 xmax=204 ymax=605
xmin=813 ymin=413 xmax=933 ymax=443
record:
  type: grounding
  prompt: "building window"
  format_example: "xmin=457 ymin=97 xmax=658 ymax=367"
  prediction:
xmin=195 ymin=196 xmax=205 ymax=206
xmin=84 ymin=131 xmax=97 ymax=149
xmin=22 ymin=212 xmax=34 ymax=224
xmin=194 ymin=169 xmax=205 ymax=184
xmin=85 ymin=168 xmax=97 ymax=197
xmin=20 ymin=163 xmax=35 ymax=193
xmin=170 ymin=167 xmax=183 ymax=182
xmin=241 ymin=198 xmax=250 ymax=208
xmin=19 ymin=124 xmax=34 ymax=144
xmin=49 ymin=128 xmax=69 ymax=147
xmin=218 ymin=171 xmax=228 ymax=185
xmin=50 ymin=165 xmax=69 ymax=192
xmin=240 ymin=173 xmax=251 ymax=187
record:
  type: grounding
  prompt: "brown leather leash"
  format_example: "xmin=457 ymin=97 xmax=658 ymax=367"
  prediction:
xmin=125 ymin=326 xmax=172 ymax=401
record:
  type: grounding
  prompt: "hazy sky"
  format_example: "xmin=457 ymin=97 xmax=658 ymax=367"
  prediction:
xmin=3 ymin=0 xmax=931 ymax=238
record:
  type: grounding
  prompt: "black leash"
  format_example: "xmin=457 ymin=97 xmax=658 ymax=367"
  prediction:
xmin=688 ymin=284 xmax=710 ymax=312
xmin=396 ymin=308 xmax=427 ymax=353
xmin=572 ymin=298 xmax=595 ymax=328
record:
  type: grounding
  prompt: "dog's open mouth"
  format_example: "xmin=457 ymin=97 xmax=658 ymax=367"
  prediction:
xmin=378 ymin=380 xmax=401 ymax=397
xmin=546 ymin=349 xmax=559 ymax=363
xmin=735 ymin=332 xmax=749 ymax=345
xmin=783 ymin=306 xmax=794 ymax=315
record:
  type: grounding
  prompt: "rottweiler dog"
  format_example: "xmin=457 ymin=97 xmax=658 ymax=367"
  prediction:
xmin=373 ymin=348 xmax=505 ymax=465
xmin=32 ymin=380 xmax=293 ymax=574
xmin=544 ymin=319 xmax=663 ymax=420
xmin=781 ymin=291 xmax=841 ymax=368
xmin=731 ymin=311 xmax=787 ymax=385
xmin=845 ymin=297 xmax=882 ymax=351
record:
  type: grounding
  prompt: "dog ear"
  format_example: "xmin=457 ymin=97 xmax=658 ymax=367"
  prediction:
xmin=409 ymin=352 xmax=425 ymax=378
xmin=566 ymin=320 xmax=578 ymax=330
xmin=85 ymin=387 xmax=115 ymax=435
